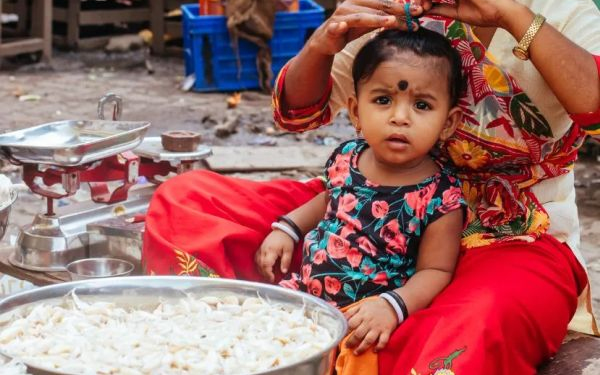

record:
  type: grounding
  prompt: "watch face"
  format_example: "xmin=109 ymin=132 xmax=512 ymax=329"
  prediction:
xmin=512 ymin=47 xmax=529 ymax=60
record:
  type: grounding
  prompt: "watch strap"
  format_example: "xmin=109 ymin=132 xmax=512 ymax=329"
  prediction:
xmin=516 ymin=14 xmax=546 ymax=55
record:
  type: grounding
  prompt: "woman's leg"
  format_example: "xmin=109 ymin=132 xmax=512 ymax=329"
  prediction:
xmin=378 ymin=235 xmax=587 ymax=375
xmin=142 ymin=170 xmax=325 ymax=280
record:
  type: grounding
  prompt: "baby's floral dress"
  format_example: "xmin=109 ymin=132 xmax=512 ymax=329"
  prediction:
xmin=281 ymin=139 xmax=467 ymax=307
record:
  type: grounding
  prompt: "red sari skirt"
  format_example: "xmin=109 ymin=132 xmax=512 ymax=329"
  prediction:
xmin=142 ymin=170 xmax=587 ymax=375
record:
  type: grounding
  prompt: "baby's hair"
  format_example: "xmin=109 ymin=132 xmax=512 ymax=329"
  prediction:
xmin=352 ymin=28 xmax=465 ymax=107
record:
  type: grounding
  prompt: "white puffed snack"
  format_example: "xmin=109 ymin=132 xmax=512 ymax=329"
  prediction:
xmin=0 ymin=357 xmax=29 ymax=375
xmin=0 ymin=292 xmax=333 ymax=374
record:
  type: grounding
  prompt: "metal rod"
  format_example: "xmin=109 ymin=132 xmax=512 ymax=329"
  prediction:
xmin=46 ymin=197 xmax=54 ymax=216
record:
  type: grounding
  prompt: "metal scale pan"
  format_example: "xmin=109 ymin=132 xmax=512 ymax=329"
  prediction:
xmin=0 ymin=119 xmax=150 ymax=166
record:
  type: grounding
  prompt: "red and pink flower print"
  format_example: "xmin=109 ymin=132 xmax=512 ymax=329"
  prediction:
xmin=356 ymin=236 xmax=378 ymax=257
xmin=336 ymin=211 xmax=363 ymax=232
xmin=405 ymin=183 xmax=437 ymax=219
xmin=380 ymin=219 xmax=407 ymax=254
xmin=327 ymin=234 xmax=350 ymax=259
xmin=371 ymin=200 xmax=389 ymax=219
xmin=279 ymin=274 xmax=299 ymax=290
xmin=327 ymin=153 xmax=351 ymax=187
xmin=339 ymin=193 xmax=358 ymax=213
xmin=324 ymin=276 xmax=341 ymax=295
xmin=313 ymin=250 xmax=327 ymax=265
xmin=301 ymin=264 xmax=312 ymax=285
xmin=347 ymin=248 xmax=363 ymax=268
xmin=440 ymin=186 xmax=464 ymax=213
xmin=308 ymin=279 xmax=323 ymax=297
xmin=373 ymin=272 xmax=388 ymax=286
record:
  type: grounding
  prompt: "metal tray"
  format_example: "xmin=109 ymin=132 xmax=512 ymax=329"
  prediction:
xmin=0 ymin=120 xmax=151 ymax=166
xmin=0 ymin=276 xmax=347 ymax=375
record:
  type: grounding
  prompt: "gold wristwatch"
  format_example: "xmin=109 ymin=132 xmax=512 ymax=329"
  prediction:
xmin=512 ymin=14 xmax=546 ymax=61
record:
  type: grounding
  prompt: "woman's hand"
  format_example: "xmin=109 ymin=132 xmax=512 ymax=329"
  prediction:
xmin=255 ymin=230 xmax=295 ymax=283
xmin=344 ymin=297 xmax=398 ymax=355
xmin=307 ymin=0 xmax=429 ymax=56
xmin=426 ymin=0 xmax=525 ymax=30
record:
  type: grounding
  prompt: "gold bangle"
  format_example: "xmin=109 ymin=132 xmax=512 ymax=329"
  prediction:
xmin=512 ymin=14 xmax=546 ymax=61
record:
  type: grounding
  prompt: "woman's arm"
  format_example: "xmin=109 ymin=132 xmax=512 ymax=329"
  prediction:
xmin=428 ymin=0 xmax=600 ymax=114
xmin=282 ymin=0 xmax=426 ymax=109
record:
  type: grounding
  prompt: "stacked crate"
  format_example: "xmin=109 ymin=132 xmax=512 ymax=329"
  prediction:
xmin=150 ymin=0 xmax=189 ymax=55
xmin=52 ymin=0 xmax=150 ymax=50
xmin=182 ymin=0 xmax=325 ymax=92
xmin=0 ymin=0 xmax=52 ymax=63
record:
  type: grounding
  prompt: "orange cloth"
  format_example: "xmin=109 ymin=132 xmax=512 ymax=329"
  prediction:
xmin=335 ymin=298 xmax=379 ymax=375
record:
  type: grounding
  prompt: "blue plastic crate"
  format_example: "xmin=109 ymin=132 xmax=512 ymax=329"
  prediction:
xmin=182 ymin=0 xmax=325 ymax=92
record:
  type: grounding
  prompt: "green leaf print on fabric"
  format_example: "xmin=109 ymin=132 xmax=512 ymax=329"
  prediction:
xmin=447 ymin=21 xmax=467 ymax=40
xmin=343 ymin=283 xmax=357 ymax=300
xmin=510 ymin=93 xmax=553 ymax=138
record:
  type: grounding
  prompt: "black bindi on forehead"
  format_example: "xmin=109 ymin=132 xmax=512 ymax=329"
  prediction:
xmin=398 ymin=80 xmax=409 ymax=91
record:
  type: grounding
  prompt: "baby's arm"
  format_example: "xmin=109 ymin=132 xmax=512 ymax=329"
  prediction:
xmin=394 ymin=208 xmax=463 ymax=314
xmin=255 ymin=191 xmax=329 ymax=282
xmin=344 ymin=209 xmax=463 ymax=355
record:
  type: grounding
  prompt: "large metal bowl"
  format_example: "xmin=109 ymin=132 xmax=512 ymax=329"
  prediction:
xmin=0 ymin=188 xmax=17 ymax=242
xmin=0 ymin=276 xmax=347 ymax=375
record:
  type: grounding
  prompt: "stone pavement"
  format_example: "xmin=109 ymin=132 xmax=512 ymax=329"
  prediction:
xmin=0 ymin=50 xmax=599 ymax=314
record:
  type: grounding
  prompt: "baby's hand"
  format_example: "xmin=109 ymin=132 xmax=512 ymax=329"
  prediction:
xmin=344 ymin=297 xmax=398 ymax=355
xmin=254 ymin=230 xmax=295 ymax=283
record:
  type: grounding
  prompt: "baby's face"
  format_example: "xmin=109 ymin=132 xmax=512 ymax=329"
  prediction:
xmin=350 ymin=52 xmax=459 ymax=169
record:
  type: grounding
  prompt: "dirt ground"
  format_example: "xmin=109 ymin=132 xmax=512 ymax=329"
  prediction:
xmin=0 ymin=50 xmax=599 ymax=314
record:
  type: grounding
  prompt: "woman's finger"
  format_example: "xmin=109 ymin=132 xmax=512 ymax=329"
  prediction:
xmin=350 ymin=0 xmax=425 ymax=17
xmin=425 ymin=3 xmax=460 ymax=19
xmin=413 ymin=0 xmax=434 ymax=12
xmin=332 ymin=12 xmax=397 ymax=30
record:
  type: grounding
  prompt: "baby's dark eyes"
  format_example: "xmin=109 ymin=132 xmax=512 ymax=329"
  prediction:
xmin=374 ymin=96 xmax=392 ymax=105
xmin=415 ymin=101 xmax=431 ymax=110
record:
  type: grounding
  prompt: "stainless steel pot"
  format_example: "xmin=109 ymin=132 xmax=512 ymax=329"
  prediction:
xmin=0 ymin=276 xmax=348 ymax=375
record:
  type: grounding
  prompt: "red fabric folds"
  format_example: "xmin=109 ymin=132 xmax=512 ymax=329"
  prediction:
xmin=142 ymin=170 xmax=325 ymax=280
xmin=142 ymin=172 xmax=586 ymax=374
xmin=378 ymin=234 xmax=587 ymax=375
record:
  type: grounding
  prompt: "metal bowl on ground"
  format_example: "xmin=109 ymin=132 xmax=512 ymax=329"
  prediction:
xmin=0 ymin=188 xmax=17 ymax=242
xmin=0 ymin=276 xmax=347 ymax=375
xmin=65 ymin=257 xmax=135 ymax=280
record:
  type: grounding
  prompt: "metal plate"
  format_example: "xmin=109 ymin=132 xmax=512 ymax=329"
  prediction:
xmin=133 ymin=136 xmax=212 ymax=162
xmin=0 ymin=276 xmax=347 ymax=375
xmin=0 ymin=120 xmax=151 ymax=166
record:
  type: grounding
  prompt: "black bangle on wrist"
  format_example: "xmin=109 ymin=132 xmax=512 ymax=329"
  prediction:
xmin=277 ymin=215 xmax=303 ymax=240
xmin=385 ymin=290 xmax=409 ymax=320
